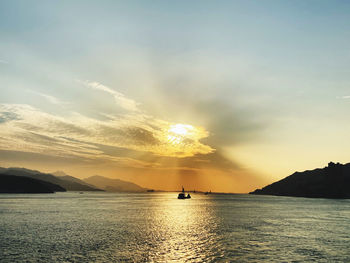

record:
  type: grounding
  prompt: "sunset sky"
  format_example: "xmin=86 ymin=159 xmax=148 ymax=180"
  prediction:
xmin=1 ymin=1 xmax=350 ymax=192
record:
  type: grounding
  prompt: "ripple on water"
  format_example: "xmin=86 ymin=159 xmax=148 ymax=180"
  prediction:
xmin=0 ymin=193 xmax=350 ymax=262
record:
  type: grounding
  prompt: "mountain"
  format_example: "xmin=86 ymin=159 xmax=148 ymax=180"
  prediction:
xmin=250 ymin=162 xmax=350 ymax=199
xmin=52 ymin=171 xmax=101 ymax=190
xmin=0 ymin=174 xmax=66 ymax=193
xmin=84 ymin=175 xmax=147 ymax=192
xmin=0 ymin=167 xmax=102 ymax=191
xmin=51 ymin=170 xmax=68 ymax=177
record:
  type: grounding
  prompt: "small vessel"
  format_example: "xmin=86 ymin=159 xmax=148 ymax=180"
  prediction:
xmin=178 ymin=186 xmax=191 ymax=199
xmin=204 ymin=190 xmax=212 ymax=195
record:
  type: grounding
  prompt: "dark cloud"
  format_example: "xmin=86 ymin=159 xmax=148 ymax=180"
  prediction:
xmin=47 ymin=121 xmax=91 ymax=135
xmin=176 ymin=150 xmax=241 ymax=171
xmin=0 ymin=111 xmax=19 ymax=123
xmin=98 ymin=125 xmax=160 ymax=146
xmin=17 ymin=132 xmax=61 ymax=146
xmin=125 ymin=127 xmax=160 ymax=146
xmin=58 ymin=137 xmax=159 ymax=162
xmin=195 ymin=99 xmax=267 ymax=147
xmin=182 ymin=138 xmax=195 ymax=145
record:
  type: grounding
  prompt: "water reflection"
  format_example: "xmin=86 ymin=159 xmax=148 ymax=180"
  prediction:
xmin=2 ymin=193 xmax=350 ymax=262
xmin=139 ymin=193 xmax=222 ymax=262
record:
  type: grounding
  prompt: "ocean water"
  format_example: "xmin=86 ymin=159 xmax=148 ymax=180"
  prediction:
xmin=0 ymin=192 xmax=350 ymax=262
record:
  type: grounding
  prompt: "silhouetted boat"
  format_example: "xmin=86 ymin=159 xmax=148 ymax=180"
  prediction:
xmin=178 ymin=193 xmax=191 ymax=199
xmin=204 ymin=190 xmax=211 ymax=195
xmin=178 ymin=186 xmax=191 ymax=199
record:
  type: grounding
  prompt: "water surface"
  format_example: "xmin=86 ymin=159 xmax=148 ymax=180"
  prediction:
xmin=0 ymin=192 xmax=349 ymax=262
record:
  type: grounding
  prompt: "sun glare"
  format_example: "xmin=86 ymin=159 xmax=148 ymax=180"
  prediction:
xmin=154 ymin=122 xmax=213 ymax=157
xmin=169 ymin=124 xmax=193 ymax=136
xmin=167 ymin=124 xmax=194 ymax=145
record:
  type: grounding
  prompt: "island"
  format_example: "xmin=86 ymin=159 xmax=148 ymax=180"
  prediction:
xmin=250 ymin=162 xmax=350 ymax=199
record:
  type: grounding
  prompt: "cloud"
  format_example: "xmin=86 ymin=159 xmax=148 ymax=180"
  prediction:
xmin=0 ymin=59 xmax=8 ymax=64
xmin=82 ymin=80 xmax=139 ymax=112
xmin=337 ymin=95 xmax=350 ymax=99
xmin=0 ymin=102 xmax=214 ymax=167
xmin=0 ymin=111 xmax=20 ymax=123
xmin=98 ymin=126 xmax=161 ymax=146
xmin=195 ymin=99 xmax=266 ymax=147
xmin=29 ymin=91 xmax=68 ymax=105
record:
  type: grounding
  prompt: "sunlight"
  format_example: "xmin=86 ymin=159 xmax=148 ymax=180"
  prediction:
xmin=167 ymin=124 xmax=194 ymax=145
xmin=157 ymin=123 xmax=213 ymax=157
xmin=168 ymin=124 xmax=193 ymax=136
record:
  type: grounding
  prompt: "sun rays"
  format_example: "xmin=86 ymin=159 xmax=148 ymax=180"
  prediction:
xmin=167 ymin=124 xmax=194 ymax=145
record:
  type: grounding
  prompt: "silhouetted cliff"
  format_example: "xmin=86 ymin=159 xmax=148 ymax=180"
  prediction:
xmin=0 ymin=167 xmax=102 ymax=191
xmin=0 ymin=174 xmax=66 ymax=193
xmin=250 ymin=162 xmax=350 ymax=199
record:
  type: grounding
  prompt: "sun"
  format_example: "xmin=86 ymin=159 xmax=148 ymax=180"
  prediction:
xmin=168 ymin=124 xmax=193 ymax=136
xmin=157 ymin=122 xmax=213 ymax=156
xmin=167 ymin=124 xmax=194 ymax=145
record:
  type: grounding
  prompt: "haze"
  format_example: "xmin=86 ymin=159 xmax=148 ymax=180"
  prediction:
xmin=1 ymin=1 xmax=350 ymax=192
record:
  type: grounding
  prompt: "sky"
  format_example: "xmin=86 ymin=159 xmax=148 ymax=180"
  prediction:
xmin=1 ymin=0 xmax=350 ymax=192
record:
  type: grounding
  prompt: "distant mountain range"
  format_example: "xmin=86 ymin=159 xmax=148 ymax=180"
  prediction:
xmin=0 ymin=167 xmax=147 ymax=193
xmin=84 ymin=175 xmax=147 ymax=192
xmin=0 ymin=167 xmax=102 ymax=191
xmin=52 ymin=171 xmax=101 ymax=190
xmin=250 ymin=162 xmax=350 ymax=199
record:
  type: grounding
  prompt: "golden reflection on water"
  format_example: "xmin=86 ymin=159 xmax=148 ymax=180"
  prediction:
xmin=147 ymin=194 xmax=222 ymax=262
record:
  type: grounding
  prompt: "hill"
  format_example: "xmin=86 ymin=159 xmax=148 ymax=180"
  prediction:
xmin=52 ymin=171 xmax=101 ymax=190
xmin=0 ymin=167 xmax=102 ymax=191
xmin=250 ymin=162 xmax=350 ymax=199
xmin=84 ymin=175 xmax=147 ymax=192
xmin=0 ymin=174 xmax=66 ymax=193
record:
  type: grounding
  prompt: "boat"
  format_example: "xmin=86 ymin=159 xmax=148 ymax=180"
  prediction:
xmin=178 ymin=193 xmax=191 ymax=199
xmin=178 ymin=186 xmax=191 ymax=199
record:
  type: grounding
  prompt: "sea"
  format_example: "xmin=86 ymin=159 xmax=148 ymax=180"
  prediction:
xmin=0 ymin=192 xmax=349 ymax=262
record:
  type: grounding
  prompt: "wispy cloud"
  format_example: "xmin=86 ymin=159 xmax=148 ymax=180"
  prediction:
xmin=81 ymin=80 xmax=139 ymax=112
xmin=0 ymin=59 xmax=8 ymax=64
xmin=28 ymin=90 xmax=68 ymax=105
xmin=0 ymin=102 xmax=213 ymax=167
xmin=337 ymin=95 xmax=350 ymax=99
